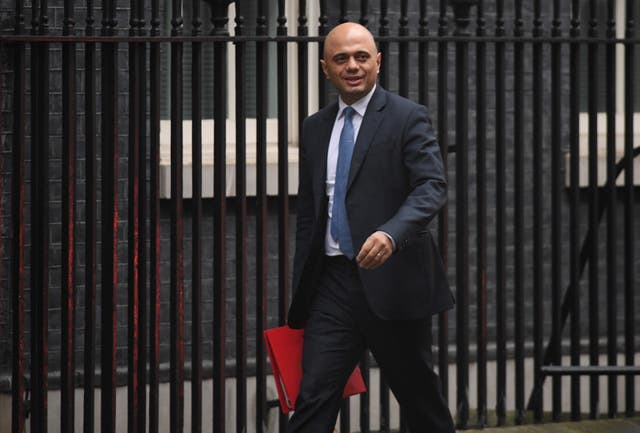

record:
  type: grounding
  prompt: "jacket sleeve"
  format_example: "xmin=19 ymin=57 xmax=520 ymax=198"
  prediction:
xmin=377 ymin=105 xmax=447 ymax=249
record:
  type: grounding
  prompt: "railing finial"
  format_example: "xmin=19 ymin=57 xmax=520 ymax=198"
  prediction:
xmin=449 ymin=0 xmax=477 ymax=35
xmin=203 ymin=0 xmax=233 ymax=34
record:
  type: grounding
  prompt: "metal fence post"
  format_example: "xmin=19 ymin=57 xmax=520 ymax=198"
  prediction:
xmin=449 ymin=0 xmax=476 ymax=429
xmin=205 ymin=1 xmax=232 ymax=432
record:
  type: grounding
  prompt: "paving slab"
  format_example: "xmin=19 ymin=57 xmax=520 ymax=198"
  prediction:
xmin=462 ymin=417 xmax=640 ymax=433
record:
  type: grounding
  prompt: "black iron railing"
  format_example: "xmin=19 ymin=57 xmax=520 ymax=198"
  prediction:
xmin=1 ymin=1 xmax=639 ymax=433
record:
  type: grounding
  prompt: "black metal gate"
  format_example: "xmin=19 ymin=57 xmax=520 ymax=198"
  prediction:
xmin=1 ymin=0 xmax=639 ymax=432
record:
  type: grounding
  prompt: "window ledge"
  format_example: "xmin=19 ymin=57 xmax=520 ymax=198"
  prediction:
xmin=566 ymin=113 xmax=640 ymax=187
xmin=159 ymin=119 xmax=299 ymax=199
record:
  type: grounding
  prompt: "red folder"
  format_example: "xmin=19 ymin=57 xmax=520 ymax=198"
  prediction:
xmin=264 ymin=326 xmax=367 ymax=413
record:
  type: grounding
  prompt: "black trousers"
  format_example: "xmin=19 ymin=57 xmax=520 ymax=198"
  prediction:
xmin=288 ymin=256 xmax=454 ymax=433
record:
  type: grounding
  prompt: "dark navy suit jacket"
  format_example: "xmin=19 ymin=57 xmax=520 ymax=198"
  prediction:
xmin=288 ymin=86 xmax=454 ymax=328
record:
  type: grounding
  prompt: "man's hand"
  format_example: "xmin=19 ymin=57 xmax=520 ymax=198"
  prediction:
xmin=356 ymin=231 xmax=394 ymax=269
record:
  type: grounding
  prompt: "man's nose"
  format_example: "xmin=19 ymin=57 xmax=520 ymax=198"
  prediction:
xmin=346 ymin=56 xmax=358 ymax=70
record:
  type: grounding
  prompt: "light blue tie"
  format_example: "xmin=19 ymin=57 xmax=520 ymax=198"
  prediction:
xmin=331 ymin=106 xmax=356 ymax=258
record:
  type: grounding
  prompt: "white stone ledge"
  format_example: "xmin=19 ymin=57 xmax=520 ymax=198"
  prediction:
xmin=566 ymin=113 xmax=640 ymax=187
xmin=159 ymin=119 xmax=299 ymax=199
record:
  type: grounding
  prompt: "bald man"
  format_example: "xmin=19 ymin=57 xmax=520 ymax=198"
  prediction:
xmin=287 ymin=22 xmax=455 ymax=432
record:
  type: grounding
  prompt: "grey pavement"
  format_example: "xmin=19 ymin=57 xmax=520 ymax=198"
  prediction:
xmin=462 ymin=417 xmax=640 ymax=433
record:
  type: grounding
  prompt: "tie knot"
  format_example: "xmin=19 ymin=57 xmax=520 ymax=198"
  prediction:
xmin=343 ymin=106 xmax=355 ymax=120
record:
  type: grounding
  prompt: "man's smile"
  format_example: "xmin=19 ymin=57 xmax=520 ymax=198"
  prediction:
xmin=344 ymin=76 xmax=364 ymax=85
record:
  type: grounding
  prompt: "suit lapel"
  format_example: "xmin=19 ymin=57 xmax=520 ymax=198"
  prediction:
xmin=312 ymin=103 xmax=338 ymax=215
xmin=347 ymin=87 xmax=386 ymax=191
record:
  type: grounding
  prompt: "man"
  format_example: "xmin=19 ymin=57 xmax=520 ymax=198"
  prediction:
xmin=287 ymin=22 xmax=455 ymax=433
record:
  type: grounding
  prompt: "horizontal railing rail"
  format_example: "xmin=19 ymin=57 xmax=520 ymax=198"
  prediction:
xmin=3 ymin=34 xmax=640 ymax=43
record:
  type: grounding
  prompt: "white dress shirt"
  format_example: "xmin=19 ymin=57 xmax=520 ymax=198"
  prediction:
xmin=324 ymin=86 xmax=376 ymax=256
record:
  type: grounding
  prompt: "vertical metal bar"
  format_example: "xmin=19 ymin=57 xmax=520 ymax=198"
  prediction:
xmin=256 ymin=2 xmax=269 ymax=430
xmin=149 ymin=0 xmax=162 ymax=429
xmin=83 ymin=0 xmax=97 ymax=430
xmin=378 ymin=0 xmax=389 ymax=88
xmin=10 ymin=1 xmax=26 ymax=430
xmin=339 ymin=0 xmax=347 ymax=23
xmin=277 ymin=0 xmax=291 ymax=368
xmin=379 ymin=384 xmax=389 ymax=433
xmin=495 ymin=0 xmax=506 ymax=424
xmin=30 ymin=0 xmax=49 ymax=429
xmin=475 ymin=0 xmax=487 ymax=427
xmin=61 ymin=0 xmax=77 ymax=428
xmin=276 ymin=0 xmax=291 ymax=427
xmin=126 ymin=58 xmax=141 ymax=433
xmin=623 ymin=0 xmax=635 ymax=416
xmin=298 ymin=0 xmax=309 ymax=126
xmin=318 ymin=0 xmax=328 ymax=107
xmin=605 ymin=0 xmax=617 ymax=418
xmin=418 ymin=0 xmax=428 ymax=106
xmin=136 ymin=0 xmax=145 ymax=31
xmin=378 ymin=2 xmax=390 ymax=427
xmin=136 ymin=11 xmax=148 ymax=433
xmin=213 ymin=4 xmax=229 ymax=433
xmin=191 ymin=1 xmax=203 ymax=432
xmin=569 ymin=0 xmax=581 ymax=420
xmin=0 ymin=40 xmax=2 ymax=432
xmin=170 ymin=0 xmax=185 ymax=429
xmin=128 ymin=0 xmax=141 ymax=430
xmin=398 ymin=0 xmax=409 ymax=98
xmin=513 ymin=0 xmax=525 ymax=424
xmin=234 ymin=8 xmax=248 ymax=433
xmin=359 ymin=0 xmax=368 ymax=26
xmin=0 ymin=40 xmax=3 ymax=297
xmin=550 ymin=0 xmax=563 ymax=420
xmin=587 ymin=0 xmax=600 ymax=419
xmin=436 ymin=0 xmax=449 ymax=403
xmin=100 ymin=0 xmax=119 ymax=430
xmin=452 ymin=2 xmax=470 ymax=427
xmin=531 ymin=0 xmax=544 ymax=422
xmin=359 ymin=355 xmax=370 ymax=433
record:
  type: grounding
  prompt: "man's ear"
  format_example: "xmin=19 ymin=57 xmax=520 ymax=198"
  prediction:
xmin=376 ymin=52 xmax=381 ymax=73
xmin=320 ymin=59 xmax=328 ymax=78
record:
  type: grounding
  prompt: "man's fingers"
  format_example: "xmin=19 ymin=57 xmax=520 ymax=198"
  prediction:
xmin=356 ymin=231 xmax=393 ymax=269
xmin=359 ymin=248 xmax=389 ymax=269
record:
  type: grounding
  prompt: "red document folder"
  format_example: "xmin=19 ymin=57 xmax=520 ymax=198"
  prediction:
xmin=264 ymin=326 xmax=367 ymax=413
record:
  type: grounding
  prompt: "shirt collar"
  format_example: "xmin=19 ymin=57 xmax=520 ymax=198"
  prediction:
xmin=338 ymin=84 xmax=376 ymax=119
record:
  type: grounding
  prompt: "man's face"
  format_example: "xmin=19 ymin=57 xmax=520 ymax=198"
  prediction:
xmin=321 ymin=24 xmax=381 ymax=105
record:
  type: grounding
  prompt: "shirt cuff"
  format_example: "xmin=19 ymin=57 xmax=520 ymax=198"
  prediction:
xmin=380 ymin=231 xmax=396 ymax=251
